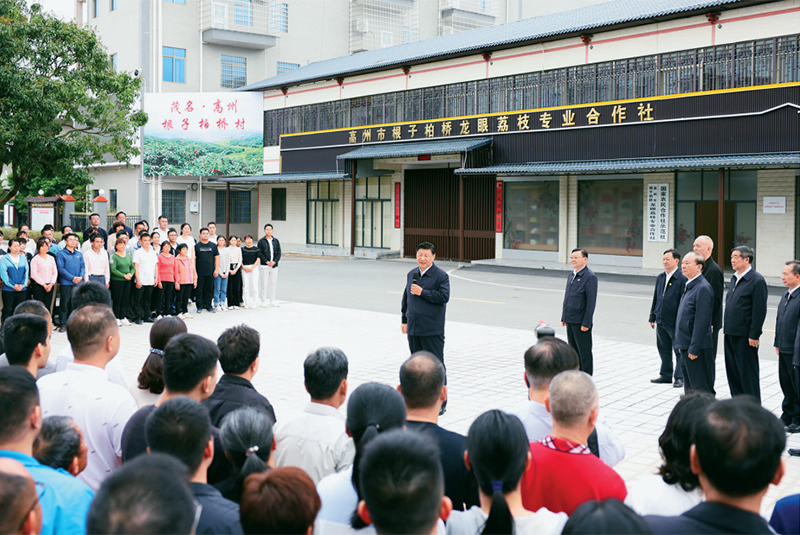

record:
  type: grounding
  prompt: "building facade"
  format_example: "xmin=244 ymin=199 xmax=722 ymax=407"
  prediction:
xmin=231 ymin=0 xmax=800 ymax=277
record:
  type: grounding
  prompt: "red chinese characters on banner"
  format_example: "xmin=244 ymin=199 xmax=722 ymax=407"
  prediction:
xmin=394 ymin=183 xmax=401 ymax=229
xmin=162 ymin=119 xmax=173 ymax=130
xmin=159 ymin=97 xmax=248 ymax=132
xmin=495 ymin=181 xmax=503 ymax=233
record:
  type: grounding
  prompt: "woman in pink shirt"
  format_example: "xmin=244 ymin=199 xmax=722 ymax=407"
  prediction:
xmin=30 ymin=237 xmax=58 ymax=313
xmin=155 ymin=240 xmax=179 ymax=317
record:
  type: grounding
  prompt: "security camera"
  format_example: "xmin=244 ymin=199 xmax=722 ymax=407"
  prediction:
xmin=133 ymin=69 xmax=141 ymax=78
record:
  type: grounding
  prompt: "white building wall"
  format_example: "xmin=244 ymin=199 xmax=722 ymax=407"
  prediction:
xmin=258 ymin=183 xmax=307 ymax=247
xmin=756 ymin=170 xmax=796 ymax=277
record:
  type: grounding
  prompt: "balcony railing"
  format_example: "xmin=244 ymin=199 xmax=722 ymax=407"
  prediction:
xmin=200 ymin=0 xmax=278 ymax=49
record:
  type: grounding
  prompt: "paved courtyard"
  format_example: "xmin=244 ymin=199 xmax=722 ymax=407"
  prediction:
xmin=48 ymin=291 xmax=800 ymax=518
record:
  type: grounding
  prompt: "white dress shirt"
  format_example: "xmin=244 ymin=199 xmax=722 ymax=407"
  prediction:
xmin=37 ymin=362 xmax=138 ymax=491
xmin=54 ymin=345 xmax=128 ymax=389
xmin=273 ymin=402 xmax=355 ymax=484
xmin=511 ymin=399 xmax=625 ymax=467
xmin=316 ymin=466 xmax=357 ymax=525
xmin=133 ymin=247 xmax=158 ymax=286
xmin=734 ymin=265 xmax=752 ymax=286
xmin=625 ymin=474 xmax=703 ymax=516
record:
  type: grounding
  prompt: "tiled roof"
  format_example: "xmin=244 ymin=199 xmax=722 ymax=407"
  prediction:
xmin=241 ymin=0 xmax=755 ymax=92
xmin=337 ymin=138 xmax=492 ymax=159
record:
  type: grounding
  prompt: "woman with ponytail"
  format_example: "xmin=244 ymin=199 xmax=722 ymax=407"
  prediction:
xmin=315 ymin=382 xmax=406 ymax=529
xmin=446 ymin=411 xmax=567 ymax=535
xmin=218 ymin=406 xmax=276 ymax=503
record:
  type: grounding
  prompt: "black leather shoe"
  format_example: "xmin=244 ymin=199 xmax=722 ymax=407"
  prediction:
xmin=673 ymin=380 xmax=684 ymax=389
xmin=650 ymin=376 xmax=671 ymax=384
xmin=134 ymin=319 xmax=143 ymax=325
xmin=143 ymin=317 xmax=154 ymax=323
xmin=57 ymin=325 xmax=67 ymax=333
xmin=787 ymin=423 xmax=800 ymax=433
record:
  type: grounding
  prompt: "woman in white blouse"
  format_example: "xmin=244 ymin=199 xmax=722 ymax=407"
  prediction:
xmin=176 ymin=223 xmax=196 ymax=260
xmin=625 ymin=393 xmax=714 ymax=516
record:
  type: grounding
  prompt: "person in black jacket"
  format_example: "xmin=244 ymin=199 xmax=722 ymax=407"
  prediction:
xmin=693 ymin=236 xmax=723 ymax=394
xmin=81 ymin=213 xmax=108 ymax=247
xmin=648 ymin=249 xmax=687 ymax=388
xmin=256 ymin=223 xmax=281 ymax=307
xmin=775 ymin=261 xmax=800 ymax=432
xmin=723 ymin=245 xmax=768 ymax=402
xmin=561 ymin=248 xmax=598 ymax=376
xmin=674 ymin=252 xmax=715 ymax=395
xmin=401 ymin=242 xmax=450 ymax=412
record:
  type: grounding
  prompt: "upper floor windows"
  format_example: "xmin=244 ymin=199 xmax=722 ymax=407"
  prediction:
xmin=163 ymin=47 xmax=186 ymax=83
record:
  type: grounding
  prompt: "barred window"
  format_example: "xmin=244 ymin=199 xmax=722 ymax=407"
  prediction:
xmin=162 ymin=190 xmax=186 ymax=224
xmin=221 ymin=55 xmax=246 ymax=89
xmin=216 ymin=190 xmax=251 ymax=224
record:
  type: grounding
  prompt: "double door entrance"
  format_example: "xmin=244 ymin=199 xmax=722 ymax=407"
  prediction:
xmin=403 ymin=168 xmax=495 ymax=262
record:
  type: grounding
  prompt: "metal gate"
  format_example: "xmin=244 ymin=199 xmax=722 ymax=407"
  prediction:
xmin=403 ymin=169 xmax=495 ymax=262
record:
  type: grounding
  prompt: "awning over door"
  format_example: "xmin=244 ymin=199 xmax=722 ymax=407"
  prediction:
xmin=208 ymin=172 xmax=348 ymax=183
xmin=336 ymin=137 xmax=492 ymax=160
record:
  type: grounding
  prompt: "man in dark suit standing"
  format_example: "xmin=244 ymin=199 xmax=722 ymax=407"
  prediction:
xmin=724 ymin=245 xmax=768 ymax=402
xmin=674 ymin=252 xmax=715 ymax=394
xmin=775 ymin=261 xmax=800 ymax=432
xmin=649 ymin=249 xmax=687 ymax=388
xmin=693 ymin=236 xmax=723 ymax=393
xmin=561 ymin=248 xmax=597 ymax=375
xmin=401 ymin=242 xmax=450 ymax=413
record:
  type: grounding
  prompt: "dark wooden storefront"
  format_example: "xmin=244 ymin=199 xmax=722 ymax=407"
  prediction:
xmin=403 ymin=169 xmax=495 ymax=262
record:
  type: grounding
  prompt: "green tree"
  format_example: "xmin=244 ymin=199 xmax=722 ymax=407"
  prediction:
xmin=0 ymin=0 xmax=147 ymax=208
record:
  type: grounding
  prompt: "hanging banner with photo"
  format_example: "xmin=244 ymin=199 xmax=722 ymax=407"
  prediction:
xmin=143 ymin=92 xmax=263 ymax=177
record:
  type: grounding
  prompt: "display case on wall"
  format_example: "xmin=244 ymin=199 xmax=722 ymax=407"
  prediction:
xmin=503 ymin=181 xmax=559 ymax=251
xmin=578 ymin=179 xmax=644 ymax=256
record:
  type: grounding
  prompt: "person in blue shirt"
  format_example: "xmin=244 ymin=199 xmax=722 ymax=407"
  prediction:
xmin=0 ymin=367 xmax=94 ymax=535
xmin=55 ymin=233 xmax=84 ymax=331
xmin=0 ymin=238 xmax=30 ymax=324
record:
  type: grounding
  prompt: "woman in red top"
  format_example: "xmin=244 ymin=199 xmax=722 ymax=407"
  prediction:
xmin=155 ymin=240 xmax=179 ymax=317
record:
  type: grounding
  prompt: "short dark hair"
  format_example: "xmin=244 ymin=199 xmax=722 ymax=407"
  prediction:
xmin=41 ymin=224 xmax=54 ymax=232
xmin=416 ymin=241 xmax=436 ymax=255
xmin=220 ymin=407 xmax=274 ymax=482
xmin=664 ymin=248 xmax=680 ymax=261
xmin=36 ymin=236 xmax=49 ymax=252
xmin=72 ymin=281 xmax=113 ymax=309
xmin=199 ymin=227 xmax=209 ymax=235
xmin=207 ymin=221 xmax=216 ymax=227
xmin=162 ymin=334 xmax=219 ymax=393
xmin=61 ymin=225 xmax=72 ymax=234
xmin=303 ymin=347 xmax=348 ymax=400
xmin=138 ymin=230 xmax=149 ymax=239
xmin=14 ymin=300 xmax=49 ymax=318
xmin=146 ymin=397 xmax=212 ymax=475
xmin=732 ymin=245 xmax=754 ymax=264
xmin=176 ymin=243 xmax=188 ymax=254
xmin=562 ymin=499 xmax=651 ymax=535
xmin=33 ymin=416 xmax=82 ymax=471
xmin=217 ymin=325 xmax=260 ymax=375
xmin=91 ymin=233 xmax=103 ymax=243
xmin=243 ymin=234 xmax=254 ymax=241
xmin=134 ymin=221 xmax=145 ymax=230
xmin=115 ymin=211 xmax=126 ymax=218
xmin=264 ymin=223 xmax=273 ymax=230
xmin=571 ymin=247 xmax=588 ymax=258
xmin=66 ymin=305 xmax=117 ymax=361
xmin=787 ymin=260 xmax=800 ymax=277
xmin=524 ymin=337 xmax=580 ymax=389
xmin=658 ymin=393 xmax=716 ymax=491
xmin=168 ymin=228 xmax=177 ymax=236
xmin=695 ymin=397 xmax=785 ymax=497
xmin=0 ymin=469 xmax=34 ymax=535
xmin=112 ymin=221 xmax=124 ymax=231
xmin=0 ymin=367 xmax=39 ymax=445
xmin=241 ymin=467 xmax=320 ymax=535
xmin=138 ymin=317 xmax=187 ymax=394
xmin=3 ymin=314 xmax=48 ymax=367
xmin=158 ymin=215 xmax=167 ymax=221
xmin=89 ymin=212 xmax=100 ymax=219
xmin=180 ymin=223 xmax=191 ymax=232
xmin=399 ymin=352 xmax=444 ymax=409
xmin=64 ymin=232 xmax=79 ymax=241
xmin=86 ymin=453 xmax=195 ymax=535
xmin=359 ymin=430 xmax=443 ymax=535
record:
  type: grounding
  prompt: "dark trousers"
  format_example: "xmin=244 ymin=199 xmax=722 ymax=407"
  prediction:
xmin=88 ymin=275 xmax=105 ymax=285
xmin=133 ymin=285 xmax=154 ymax=321
xmin=2 ymin=290 xmax=26 ymax=323
xmin=656 ymin=323 xmax=683 ymax=381
xmin=566 ymin=323 xmax=593 ymax=375
xmin=196 ymin=275 xmax=214 ymax=311
xmin=710 ymin=327 xmax=719 ymax=395
xmin=177 ymin=284 xmax=192 ymax=314
xmin=228 ymin=269 xmax=242 ymax=306
xmin=109 ymin=279 xmax=131 ymax=320
xmin=156 ymin=283 xmax=175 ymax=316
xmin=30 ymin=282 xmax=54 ymax=315
xmin=724 ymin=334 xmax=761 ymax=403
xmin=408 ymin=333 xmax=446 ymax=408
xmin=680 ymin=348 xmax=715 ymax=395
xmin=59 ymin=284 xmax=78 ymax=325
xmin=778 ymin=352 xmax=799 ymax=425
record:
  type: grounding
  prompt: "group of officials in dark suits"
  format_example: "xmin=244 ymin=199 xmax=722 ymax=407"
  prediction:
xmin=648 ymin=236 xmax=799 ymax=431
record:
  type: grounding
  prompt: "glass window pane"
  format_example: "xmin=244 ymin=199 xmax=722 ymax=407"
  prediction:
xmin=502 ymin=181 xmax=560 ymax=251
xmin=383 ymin=200 xmax=392 ymax=248
xmin=175 ymin=58 xmax=185 ymax=83
xmin=368 ymin=177 xmax=379 ymax=199
xmin=728 ymin=170 xmax=757 ymax=201
xmin=702 ymin=171 xmax=719 ymax=201
xmin=330 ymin=201 xmax=340 ymax=246
xmin=380 ymin=177 xmax=391 ymax=199
xmin=675 ymin=202 xmax=696 ymax=258
xmin=676 ymin=172 xmax=702 ymax=201
xmin=175 ymin=48 xmax=186 ymax=58
xmin=329 ymin=181 xmax=340 ymax=199
xmin=163 ymin=56 xmax=173 ymax=82
xmin=735 ymin=202 xmax=756 ymax=250
xmin=356 ymin=177 xmax=366 ymax=200
xmin=324 ymin=202 xmax=332 ymax=245
xmin=355 ymin=202 xmax=363 ymax=247
xmin=577 ymin=179 xmax=643 ymax=256
xmin=308 ymin=182 xmax=317 ymax=200
xmin=363 ymin=202 xmax=372 ymax=247
xmin=316 ymin=202 xmax=323 ymax=243
xmin=307 ymin=202 xmax=314 ymax=243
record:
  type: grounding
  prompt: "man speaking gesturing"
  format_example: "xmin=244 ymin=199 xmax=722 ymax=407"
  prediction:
xmin=401 ymin=242 xmax=450 ymax=413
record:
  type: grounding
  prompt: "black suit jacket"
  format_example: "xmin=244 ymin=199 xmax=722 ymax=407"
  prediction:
xmin=775 ymin=288 xmax=800 ymax=353
xmin=723 ymin=269 xmax=768 ymax=339
xmin=645 ymin=502 xmax=774 ymax=534
xmin=561 ymin=266 xmax=598 ymax=328
xmin=674 ymin=275 xmax=714 ymax=354
xmin=401 ymin=263 xmax=450 ymax=336
xmin=256 ymin=236 xmax=281 ymax=267
xmin=702 ymin=257 xmax=724 ymax=332
xmin=649 ymin=269 xmax=687 ymax=328
xmin=202 ymin=375 xmax=277 ymax=427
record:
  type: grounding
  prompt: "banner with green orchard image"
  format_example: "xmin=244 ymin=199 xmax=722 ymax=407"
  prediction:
xmin=143 ymin=92 xmax=263 ymax=177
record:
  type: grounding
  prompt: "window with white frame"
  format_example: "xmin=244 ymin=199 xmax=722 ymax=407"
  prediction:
xmin=277 ymin=61 xmax=299 ymax=74
xmin=269 ymin=2 xmax=288 ymax=32
xmin=221 ymin=55 xmax=247 ymax=89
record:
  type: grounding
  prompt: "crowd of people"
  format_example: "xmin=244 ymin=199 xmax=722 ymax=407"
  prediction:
xmin=0 ymin=212 xmax=282 ymax=330
xmin=0 ymin=273 xmax=797 ymax=535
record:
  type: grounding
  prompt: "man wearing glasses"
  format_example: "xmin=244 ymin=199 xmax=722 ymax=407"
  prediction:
xmin=0 ymin=367 xmax=94 ymax=534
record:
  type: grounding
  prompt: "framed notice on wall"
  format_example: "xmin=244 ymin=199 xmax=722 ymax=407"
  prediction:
xmin=647 ymin=183 xmax=669 ymax=243
xmin=31 ymin=206 xmax=55 ymax=231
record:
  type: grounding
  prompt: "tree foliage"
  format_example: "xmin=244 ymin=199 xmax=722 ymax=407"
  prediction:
xmin=0 ymin=0 xmax=147 ymax=207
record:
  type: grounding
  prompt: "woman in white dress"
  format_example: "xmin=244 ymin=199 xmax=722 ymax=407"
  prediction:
xmin=176 ymin=222 xmax=196 ymax=260
xmin=625 ymin=393 xmax=714 ymax=516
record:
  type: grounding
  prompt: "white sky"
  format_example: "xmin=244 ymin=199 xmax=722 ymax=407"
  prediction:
xmin=28 ymin=0 xmax=77 ymax=21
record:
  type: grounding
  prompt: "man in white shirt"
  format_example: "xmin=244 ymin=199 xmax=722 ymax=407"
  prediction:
xmin=153 ymin=215 xmax=170 ymax=246
xmin=207 ymin=221 xmax=218 ymax=245
xmin=273 ymin=347 xmax=354 ymax=484
xmin=132 ymin=232 xmax=159 ymax=324
xmin=84 ymin=234 xmax=110 ymax=287
xmin=36 ymin=304 xmax=138 ymax=491
xmin=257 ymin=223 xmax=281 ymax=307
xmin=511 ymin=337 xmax=625 ymax=467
